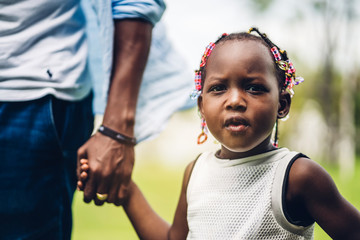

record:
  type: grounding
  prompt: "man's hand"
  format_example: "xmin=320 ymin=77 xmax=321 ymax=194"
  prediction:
xmin=77 ymin=132 xmax=134 ymax=206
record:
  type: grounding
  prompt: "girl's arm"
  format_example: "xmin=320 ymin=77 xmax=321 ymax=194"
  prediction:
xmin=123 ymin=181 xmax=170 ymax=239
xmin=78 ymin=159 xmax=195 ymax=239
xmin=118 ymin=160 xmax=195 ymax=240
xmin=287 ymin=157 xmax=360 ymax=239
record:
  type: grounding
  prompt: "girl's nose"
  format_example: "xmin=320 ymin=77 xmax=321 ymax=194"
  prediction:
xmin=225 ymin=89 xmax=246 ymax=111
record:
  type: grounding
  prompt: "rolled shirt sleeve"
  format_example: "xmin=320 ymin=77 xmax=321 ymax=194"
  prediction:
xmin=112 ymin=0 xmax=166 ymax=25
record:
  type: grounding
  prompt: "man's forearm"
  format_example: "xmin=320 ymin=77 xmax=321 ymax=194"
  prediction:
xmin=102 ymin=19 xmax=153 ymax=136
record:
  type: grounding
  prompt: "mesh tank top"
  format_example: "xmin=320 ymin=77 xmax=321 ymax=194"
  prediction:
xmin=186 ymin=148 xmax=314 ymax=239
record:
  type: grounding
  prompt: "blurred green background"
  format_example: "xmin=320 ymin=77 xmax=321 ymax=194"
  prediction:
xmin=73 ymin=0 xmax=360 ymax=238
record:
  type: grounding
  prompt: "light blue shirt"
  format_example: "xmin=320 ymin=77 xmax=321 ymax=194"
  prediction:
xmin=83 ymin=0 xmax=196 ymax=142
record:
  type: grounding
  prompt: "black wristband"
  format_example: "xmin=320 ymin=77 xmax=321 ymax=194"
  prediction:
xmin=98 ymin=125 xmax=137 ymax=145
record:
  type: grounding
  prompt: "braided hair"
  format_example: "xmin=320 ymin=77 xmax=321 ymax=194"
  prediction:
xmin=198 ymin=29 xmax=292 ymax=92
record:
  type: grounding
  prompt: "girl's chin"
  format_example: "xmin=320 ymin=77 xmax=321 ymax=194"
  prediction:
xmin=218 ymin=145 xmax=256 ymax=159
xmin=218 ymin=139 xmax=274 ymax=159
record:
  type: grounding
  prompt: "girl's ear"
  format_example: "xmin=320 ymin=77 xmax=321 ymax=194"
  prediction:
xmin=278 ymin=91 xmax=291 ymax=119
xmin=197 ymin=95 xmax=204 ymax=118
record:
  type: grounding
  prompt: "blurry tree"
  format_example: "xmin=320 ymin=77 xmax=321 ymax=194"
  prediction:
xmin=311 ymin=0 xmax=340 ymax=166
xmin=250 ymin=0 xmax=275 ymax=12
xmin=309 ymin=0 xmax=359 ymax=177
xmin=335 ymin=0 xmax=359 ymax=177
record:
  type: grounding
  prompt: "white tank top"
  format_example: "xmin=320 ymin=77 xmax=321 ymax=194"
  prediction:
xmin=186 ymin=148 xmax=314 ymax=239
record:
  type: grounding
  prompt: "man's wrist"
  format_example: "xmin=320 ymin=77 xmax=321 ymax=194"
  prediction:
xmin=98 ymin=125 xmax=137 ymax=145
xmin=102 ymin=108 xmax=136 ymax=135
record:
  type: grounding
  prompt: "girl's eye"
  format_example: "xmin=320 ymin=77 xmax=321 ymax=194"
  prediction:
xmin=247 ymin=85 xmax=267 ymax=93
xmin=209 ymin=85 xmax=226 ymax=92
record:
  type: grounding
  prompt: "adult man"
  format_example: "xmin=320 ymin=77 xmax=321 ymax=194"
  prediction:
xmin=0 ymin=0 xmax=165 ymax=238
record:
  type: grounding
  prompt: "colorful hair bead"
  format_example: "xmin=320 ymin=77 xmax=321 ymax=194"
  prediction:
xmin=190 ymin=40 xmax=220 ymax=100
xmin=277 ymin=61 xmax=289 ymax=71
xmin=286 ymin=60 xmax=296 ymax=74
xmin=190 ymin=70 xmax=202 ymax=100
xmin=190 ymin=89 xmax=201 ymax=100
xmin=200 ymin=42 xmax=216 ymax=67
xmin=271 ymin=47 xmax=282 ymax=61
xmin=194 ymin=70 xmax=202 ymax=91
xmin=270 ymin=47 xmax=302 ymax=97
xmin=294 ymin=76 xmax=304 ymax=85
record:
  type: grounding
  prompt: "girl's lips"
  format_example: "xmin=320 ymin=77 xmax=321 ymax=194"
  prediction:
xmin=224 ymin=117 xmax=249 ymax=133
xmin=225 ymin=124 xmax=248 ymax=132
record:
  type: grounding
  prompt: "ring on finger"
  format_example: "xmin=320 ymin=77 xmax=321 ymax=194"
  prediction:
xmin=96 ymin=193 xmax=108 ymax=201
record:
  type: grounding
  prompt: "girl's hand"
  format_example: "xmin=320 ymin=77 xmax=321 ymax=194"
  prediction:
xmin=77 ymin=159 xmax=90 ymax=191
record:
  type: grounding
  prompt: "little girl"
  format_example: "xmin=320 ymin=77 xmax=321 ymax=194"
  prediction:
xmin=78 ymin=28 xmax=360 ymax=239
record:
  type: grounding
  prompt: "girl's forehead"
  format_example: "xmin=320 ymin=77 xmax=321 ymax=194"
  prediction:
xmin=207 ymin=40 xmax=274 ymax=70
xmin=214 ymin=40 xmax=271 ymax=58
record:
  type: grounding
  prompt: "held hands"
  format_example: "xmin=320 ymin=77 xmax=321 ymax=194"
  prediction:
xmin=77 ymin=132 xmax=134 ymax=206
xmin=77 ymin=159 xmax=110 ymax=201
xmin=77 ymin=159 xmax=89 ymax=191
xmin=77 ymin=159 xmax=114 ymax=203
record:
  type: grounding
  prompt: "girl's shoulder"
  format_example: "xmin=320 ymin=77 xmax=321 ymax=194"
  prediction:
xmin=288 ymin=157 xmax=332 ymax=198
xmin=285 ymin=156 xmax=338 ymax=224
xmin=183 ymin=153 xmax=203 ymax=194
xmin=287 ymin=156 xmax=360 ymax=238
